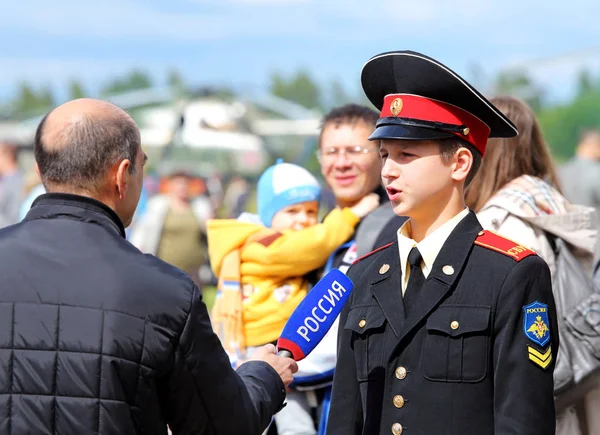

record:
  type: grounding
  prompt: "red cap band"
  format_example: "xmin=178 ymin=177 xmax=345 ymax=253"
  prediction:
xmin=380 ymin=94 xmax=491 ymax=155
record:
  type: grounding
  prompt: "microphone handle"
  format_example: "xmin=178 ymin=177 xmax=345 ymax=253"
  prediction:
xmin=278 ymin=349 xmax=293 ymax=359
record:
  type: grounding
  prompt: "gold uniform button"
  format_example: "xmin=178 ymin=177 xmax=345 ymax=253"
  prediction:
xmin=478 ymin=230 xmax=485 ymax=236
xmin=451 ymin=320 xmax=460 ymax=330
xmin=379 ymin=264 xmax=390 ymax=274
xmin=442 ymin=265 xmax=454 ymax=276
xmin=395 ymin=366 xmax=407 ymax=380
xmin=393 ymin=395 xmax=405 ymax=408
xmin=359 ymin=319 xmax=366 ymax=328
xmin=392 ymin=422 xmax=403 ymax=435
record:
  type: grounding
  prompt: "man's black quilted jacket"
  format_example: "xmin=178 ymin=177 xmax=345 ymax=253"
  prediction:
xmin=0 ymin=193 xmax=285 ymax=434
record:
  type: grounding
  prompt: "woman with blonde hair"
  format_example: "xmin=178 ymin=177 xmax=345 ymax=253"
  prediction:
xmin=466 ymin=96 xmax=598 ymax=435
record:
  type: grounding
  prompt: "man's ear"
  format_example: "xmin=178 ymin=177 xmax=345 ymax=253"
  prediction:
xmin=115 ymin=159 xmax=131 ymax=200
xmin=451 ymin=147 xmax=473 ymax=183
xmin=34 ymin=163 xmax=42 ymax=181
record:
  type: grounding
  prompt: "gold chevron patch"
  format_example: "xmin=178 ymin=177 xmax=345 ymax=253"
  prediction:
xmin=528 ymin=345 xmax=552 ymax=369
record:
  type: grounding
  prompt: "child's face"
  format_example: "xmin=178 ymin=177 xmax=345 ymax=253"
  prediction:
xmin=380 ymin=140 xmax=455 ymax=220
xmin=271 ymin=201 xmax=319 ymax=232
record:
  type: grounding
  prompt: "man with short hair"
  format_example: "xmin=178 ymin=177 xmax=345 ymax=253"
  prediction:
xmin=0 ymin=98 xmax=297 ymax=435
xmin=328 ymin=50 xmax=557 ymax=435
xmin=317 ymin=104 xmax=404 ymax=260
xmin=318 ymin=104 xmax=406 ymax=268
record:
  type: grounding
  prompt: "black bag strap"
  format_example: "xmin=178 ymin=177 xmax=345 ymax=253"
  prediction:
xmin=544 ymin=231 xmax=558 ymax=255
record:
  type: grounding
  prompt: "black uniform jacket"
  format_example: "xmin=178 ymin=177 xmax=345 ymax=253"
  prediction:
xmin=0 ymin=194 xmax=285 ymax=435
xmin=327 ymin=211 xmax=558 ymax=435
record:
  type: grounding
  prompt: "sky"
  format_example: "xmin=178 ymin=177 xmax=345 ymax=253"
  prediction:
xmin=1 ymin=0 xmax=600 ymax=106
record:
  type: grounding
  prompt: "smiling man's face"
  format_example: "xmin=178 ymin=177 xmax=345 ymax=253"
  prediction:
xmin=319 ymin=121 xmax=382 ymax=209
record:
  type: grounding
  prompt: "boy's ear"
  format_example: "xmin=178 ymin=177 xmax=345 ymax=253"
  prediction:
xmin=451 ymin=147 xmax=473 ymax=183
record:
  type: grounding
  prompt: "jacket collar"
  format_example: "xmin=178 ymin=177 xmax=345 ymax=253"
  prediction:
xmin=24 ymin=193 xmax=126 ymax=239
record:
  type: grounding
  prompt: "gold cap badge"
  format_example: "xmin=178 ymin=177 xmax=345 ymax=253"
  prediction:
xmin=390 ymin=98 xmax=403 ymax=117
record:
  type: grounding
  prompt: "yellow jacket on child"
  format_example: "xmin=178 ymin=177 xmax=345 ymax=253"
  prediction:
xmin=207 ymin=207 xmax=359 ymax=352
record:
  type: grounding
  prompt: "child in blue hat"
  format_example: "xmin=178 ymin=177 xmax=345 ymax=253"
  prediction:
xmin=207 ymin=160 xmax=378 ymax=362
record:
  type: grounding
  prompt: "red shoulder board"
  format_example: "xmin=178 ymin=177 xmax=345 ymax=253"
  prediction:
xmin=352 ymin=242 xmax=394 ymax=265
xmin=474 ymin=230 xmax=536 ymax=261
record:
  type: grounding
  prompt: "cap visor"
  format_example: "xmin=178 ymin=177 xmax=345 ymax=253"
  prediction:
xmin=368 ymin=124 xmax=456 ymax=142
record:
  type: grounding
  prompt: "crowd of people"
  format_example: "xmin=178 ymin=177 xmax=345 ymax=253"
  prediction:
xmin=0 ymin=49 xmax=600 ymax=435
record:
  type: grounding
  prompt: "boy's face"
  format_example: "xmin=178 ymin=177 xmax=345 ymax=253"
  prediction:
xmin=380 ymin=140 xmax=455 ymax=220
xmin=271 ymin=201 xmax=319 ymax=232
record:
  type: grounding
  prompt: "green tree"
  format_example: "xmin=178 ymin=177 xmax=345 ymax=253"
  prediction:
xmin=269 ymin=70 xmax=321 ymax=110
xmin=14 ymin=82 xmax=39 ymax=114
xmin=576 ymin=69 xmax=595 ymax=97
xmin=538 ymin=89 xmax=600 ymax=161
xmin=39 ymin=86 xmax=54 ymax=108
xmin=167 ymin=69 xmax=185 ymax=91
xmin=328 ymin=79 xmax=351 ymax=109
xmin=101 ymin=69 xmax=153 ymax=96
xmin=12 ymin=82 xmax=55 ymax=117
xmin=68 ymin=80 xmax=87 ymax=100
xmin=493 ymin=70 xmax=545 ymax=112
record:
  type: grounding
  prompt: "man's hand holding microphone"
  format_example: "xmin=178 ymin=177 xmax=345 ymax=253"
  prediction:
xmin=243 ymin=344 xmax=298 ymax=387
xmin=239 ymin=269 xmax=353 ymax=389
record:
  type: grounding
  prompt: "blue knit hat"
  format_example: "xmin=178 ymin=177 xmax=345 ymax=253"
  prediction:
xmin=257 ymin=159 xmax=321 ymax=227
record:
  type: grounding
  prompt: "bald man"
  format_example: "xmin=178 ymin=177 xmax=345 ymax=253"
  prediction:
xmin=0 ymin=99 xmax=296 ymax=435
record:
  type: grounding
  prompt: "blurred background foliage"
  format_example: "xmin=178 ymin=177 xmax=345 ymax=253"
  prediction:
xmin=4 ymin=65 xmax=600 ymax=163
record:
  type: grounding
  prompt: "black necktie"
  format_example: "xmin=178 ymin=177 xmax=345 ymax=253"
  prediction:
xmin=403 ymin=247 xmax=425 ymax=313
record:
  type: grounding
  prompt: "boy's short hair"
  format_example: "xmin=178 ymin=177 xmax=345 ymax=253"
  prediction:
xmin=438 ymin=137 xmax=482 ymax=187
xmin=318 ymin=104 xmax=379 ymax=148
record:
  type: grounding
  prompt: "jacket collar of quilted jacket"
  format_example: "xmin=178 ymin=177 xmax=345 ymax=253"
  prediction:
xmin=24 ymin=193 xmax=126 ymax=238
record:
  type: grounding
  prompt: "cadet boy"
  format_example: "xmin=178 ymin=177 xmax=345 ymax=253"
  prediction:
xmin=327 ymin=51 xmax=558 ymax=435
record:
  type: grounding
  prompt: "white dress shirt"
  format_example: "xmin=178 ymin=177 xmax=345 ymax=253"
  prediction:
xmin=397 ymin=208 xmax=470 ymax=295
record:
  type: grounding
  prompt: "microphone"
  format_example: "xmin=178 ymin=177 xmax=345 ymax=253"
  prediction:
xmin=277 ymin=268 xmax=354 ymax=360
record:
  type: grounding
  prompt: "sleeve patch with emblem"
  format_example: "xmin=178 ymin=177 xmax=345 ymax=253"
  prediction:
xmin=528 ymin=345 xmax=552 ymax=369
xmin=523 ymin=301 xmax=551 ymax=347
